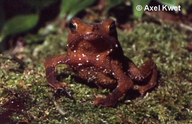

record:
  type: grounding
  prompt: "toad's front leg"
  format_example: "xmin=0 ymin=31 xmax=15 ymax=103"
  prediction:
xmin=94 ymin=60 xmax=133 ymax=107
xmin=44 ymin=54 xmax=69 ymax=90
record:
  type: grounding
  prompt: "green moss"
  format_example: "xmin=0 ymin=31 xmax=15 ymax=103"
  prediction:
xmin=0 ymin=20 xmax=192 ymax=123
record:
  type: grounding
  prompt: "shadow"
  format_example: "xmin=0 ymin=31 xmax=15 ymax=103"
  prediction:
xmin=108 ymin=3 xmax=132 ymax=24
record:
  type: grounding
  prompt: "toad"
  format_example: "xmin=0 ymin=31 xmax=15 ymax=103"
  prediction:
xmin=44 ymin=17 xmax=157 ymax=107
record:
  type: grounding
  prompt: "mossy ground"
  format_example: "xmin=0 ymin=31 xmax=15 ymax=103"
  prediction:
xmin=0 ymin=20 xmax=192 ymax=123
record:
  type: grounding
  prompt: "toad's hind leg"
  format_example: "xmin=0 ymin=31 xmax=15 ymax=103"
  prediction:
xmin=134 ymin=59 xmax=157 ymax=95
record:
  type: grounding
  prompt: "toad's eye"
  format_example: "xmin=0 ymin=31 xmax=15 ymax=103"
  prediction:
xmin=69 ymin=21 xmax=77 ymax=33
xmin=108 ymin=21 xmax=116 ymax=36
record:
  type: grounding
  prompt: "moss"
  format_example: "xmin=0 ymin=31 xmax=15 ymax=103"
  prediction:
xmin=0 ymin=20 xmax=192 ymax=123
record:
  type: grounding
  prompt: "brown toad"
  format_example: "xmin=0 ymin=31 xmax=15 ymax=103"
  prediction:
xmin=44 ymin=17 xmax=157 ymax=107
